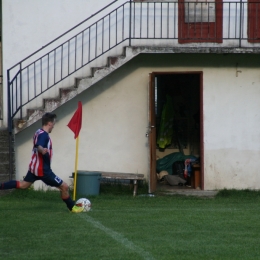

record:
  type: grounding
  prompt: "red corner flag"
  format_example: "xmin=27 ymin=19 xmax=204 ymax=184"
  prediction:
xmin=67 ymin=101 xmax=82 ymax=139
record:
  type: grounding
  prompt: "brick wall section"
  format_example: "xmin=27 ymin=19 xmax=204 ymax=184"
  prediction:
xmin=0 ymin=129 xmax=15 ymax=182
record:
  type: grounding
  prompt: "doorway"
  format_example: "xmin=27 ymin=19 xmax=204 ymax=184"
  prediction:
xmin=149 ymin=72 xmax=203 ymax=193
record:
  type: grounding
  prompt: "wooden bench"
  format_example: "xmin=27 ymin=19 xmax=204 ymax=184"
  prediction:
xmin=100 ymin=172 xmax=145 ymax=196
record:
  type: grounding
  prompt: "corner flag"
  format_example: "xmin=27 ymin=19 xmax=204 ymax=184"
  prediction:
xmin=67 ymin=101 xmax=82 ymax=200
xmin=67 ymin=101 xmax=82 ymax=139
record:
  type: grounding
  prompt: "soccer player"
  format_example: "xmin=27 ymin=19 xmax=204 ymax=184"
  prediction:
xmin=0 ymin=112 xmax=83 ymax=213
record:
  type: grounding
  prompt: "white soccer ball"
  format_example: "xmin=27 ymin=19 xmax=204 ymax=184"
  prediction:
xmin=75 ymin=198 xmax=91 ymax=212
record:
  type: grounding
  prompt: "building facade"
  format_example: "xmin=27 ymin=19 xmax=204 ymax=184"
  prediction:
xmin=1 ymin=0 xmax=260 ymax=191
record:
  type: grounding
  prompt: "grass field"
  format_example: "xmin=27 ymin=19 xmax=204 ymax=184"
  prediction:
xmin=1 ymin=185 xmax=260 ymax=260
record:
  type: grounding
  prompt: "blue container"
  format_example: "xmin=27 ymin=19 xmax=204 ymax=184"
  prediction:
xmin=73 ymin=171 xmax=101 ymax=196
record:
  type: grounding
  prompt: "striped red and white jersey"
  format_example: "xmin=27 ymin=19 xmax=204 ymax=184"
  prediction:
xmin=28 ymin=129 xmax=53 ymax=176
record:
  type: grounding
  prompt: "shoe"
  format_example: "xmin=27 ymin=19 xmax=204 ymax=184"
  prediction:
xmin=71 ymin=205 xmax=83 ymax=213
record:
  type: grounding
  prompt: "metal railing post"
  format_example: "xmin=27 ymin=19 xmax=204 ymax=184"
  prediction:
xmin=129 ymin=0 xmax=132 ymax=46
xmin=19 ymin=63 xmax=22 ymax=119
xmin=7 ymin=70 xmax=13 ymax=180
xmin=239 ymin=0 xmax=243 ymax=47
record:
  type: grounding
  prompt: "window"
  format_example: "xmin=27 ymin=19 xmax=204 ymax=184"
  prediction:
xmin=184 ymin=0 xmax=215 ymax=23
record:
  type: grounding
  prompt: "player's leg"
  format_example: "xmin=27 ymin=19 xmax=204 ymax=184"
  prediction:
xmin=41 ymin=172 xmax=83 ymax=213
xmin=0 ymin=171 xmax=35 ymax=190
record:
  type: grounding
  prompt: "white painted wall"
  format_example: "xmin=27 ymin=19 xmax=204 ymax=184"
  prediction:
xmin=15 ymin=53 xmax=260 ymax=191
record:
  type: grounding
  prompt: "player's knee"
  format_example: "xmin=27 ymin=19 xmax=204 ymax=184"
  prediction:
xmin=19 ymin=181 xmax=32 ymax=189
xmin=60 ymin=182 xmax=69 ymax=192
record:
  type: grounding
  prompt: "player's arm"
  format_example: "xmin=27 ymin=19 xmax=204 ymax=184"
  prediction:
xmin=37 ymin=145 xmax=49 ymax=155
xmin=35 ymin=133 xmax=49 ymax=155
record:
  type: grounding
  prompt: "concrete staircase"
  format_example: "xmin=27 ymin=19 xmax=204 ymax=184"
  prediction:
xmin=13 ymin=46 xmax=142 ymax=134
xmin=0 ymin=129 xmax=15 ymax=183
xmin=13 ymin=45 xmax=241 ymax=134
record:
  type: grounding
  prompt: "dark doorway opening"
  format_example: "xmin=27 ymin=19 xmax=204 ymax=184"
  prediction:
xmin=153 ymin=72 xmax=202 ymax=191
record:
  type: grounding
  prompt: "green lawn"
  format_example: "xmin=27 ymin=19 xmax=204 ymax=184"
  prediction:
xmin=1 ymin=187 xmax=260 ymax=260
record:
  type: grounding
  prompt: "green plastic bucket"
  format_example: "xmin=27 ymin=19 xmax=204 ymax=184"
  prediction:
xmin=72 ymin=171 xmax=101 ymax=196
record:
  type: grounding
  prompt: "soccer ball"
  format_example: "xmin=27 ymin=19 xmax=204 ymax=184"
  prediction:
xmin=75 ymin=198 xmax=91 ymax=212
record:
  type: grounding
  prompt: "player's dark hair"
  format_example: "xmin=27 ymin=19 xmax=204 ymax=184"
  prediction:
xmin=42 ymin=113 xmax=57 ymax=126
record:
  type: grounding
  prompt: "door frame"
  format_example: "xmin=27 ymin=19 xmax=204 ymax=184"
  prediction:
xmin=149 ymin=71 xmax=204 ymax=193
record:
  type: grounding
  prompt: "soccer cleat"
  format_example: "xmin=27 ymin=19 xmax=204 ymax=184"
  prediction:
xmin=71 ymin=205 xmax=84 ymax=213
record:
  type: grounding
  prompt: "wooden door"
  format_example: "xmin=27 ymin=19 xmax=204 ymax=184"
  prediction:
xmin=148 ymin=73 xmax=157 ymax=194
xmin=248 ymin=0 xmax=260 ymax=42
xmin=178 ymin=0 xmax=223 ymax=43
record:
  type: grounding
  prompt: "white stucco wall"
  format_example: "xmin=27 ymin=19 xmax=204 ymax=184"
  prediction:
xmin=15 ymin=53 xmax=260 ymax=191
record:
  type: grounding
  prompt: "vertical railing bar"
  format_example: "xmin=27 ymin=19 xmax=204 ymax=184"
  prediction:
xmin=140 ymin=2 xmax=142 ymax=38
xmin=88 ymin=28 xmax=91 ymax=62
xmin=154 ymin=2 xmax=155 ymax=39
xmin=122 ymin=5 xmax=125 ymax=40
xmin=239 ymin=0 xmax=242 ymax=46
xmin=34 ymin=62 xmax=36 ymax=98
xmin=54 ymin=49 xmax=56 ymax=84
xmin=129 ymin=0 xmax=132 ymax=46
xmin=19 ymin=64 xmax=22 ymax=119
xmin=228 ymin=3 xmax=231 ymax=39
xmin=40 ymin=58 xmax=43 ymax=93
xmin=75 ymin=36 xmax=77 ymax=71
xmin=109 ymin=14 xmax=111 ymax=49
xmin=235 ymin=2 xmax=237 ymax=39
xmin=7 ymin=69 xmax=13 ymax=179
xmin=26 ymin=67 xmax=29 ymax=117
xmin=161 ymin=2 xmax=162 ymax=38
xmin=61 ymin=45 xmax=63 ymax=80
xmin=116 ymin=9 xmax=118 ymax=44
xmin=102 ymin=19 xmax=104 ymax=53
xmin=241 ymin=2 xmax=244 ymax=41
xmin=7 ymin=70 xmax=11 ymax=129
xmin=12 ymin=81 xmax=14 ymax=120
xmin=95 ymin=23 xmax=98 ymax=58
xmin=81 ymin=32 xmax=84 ymax=68
xmin=174 ymin=2 xmax=176 ymax=38
xmin=147 ymin=2 xmax=149 ymax=38
xmin=133 ymin=2 xmax=135 ymax=38
xmin=47 ymin=53 xmax=50 ymax=89
xmin=167 ymin=2 xmax=169 ymax=39
xmin=15 ymin=78 xmax=18 ymax=118
xmin=68 ymin=40 xmax=70 ymax=75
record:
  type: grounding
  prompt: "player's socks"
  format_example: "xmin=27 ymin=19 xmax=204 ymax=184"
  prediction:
xmin=62 ymin=196 xmax=75 ymax=211
xmin=0 ymin=180 xmax=20 ymax=190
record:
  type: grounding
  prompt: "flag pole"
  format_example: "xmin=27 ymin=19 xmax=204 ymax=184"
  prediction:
xmin=73 ymin=135 xmax=79 ymax=201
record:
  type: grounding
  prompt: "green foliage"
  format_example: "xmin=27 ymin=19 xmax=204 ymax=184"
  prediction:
xmin=1 ymin=188 xmax=260 ymax=259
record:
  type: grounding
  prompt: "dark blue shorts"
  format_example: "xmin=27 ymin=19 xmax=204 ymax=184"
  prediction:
xmin=24 ymin=171 xmax=63 ymax=187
